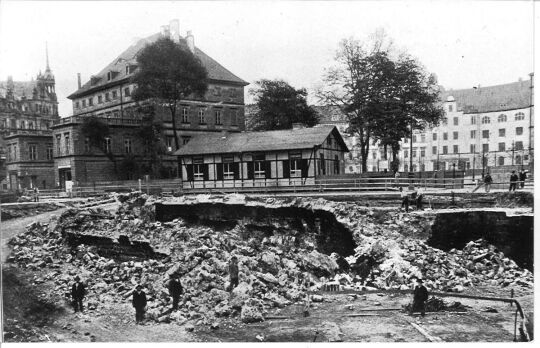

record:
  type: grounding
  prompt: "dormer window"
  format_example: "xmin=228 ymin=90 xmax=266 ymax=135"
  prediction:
xmin=107 ymin=72 xmax=112 ymax=81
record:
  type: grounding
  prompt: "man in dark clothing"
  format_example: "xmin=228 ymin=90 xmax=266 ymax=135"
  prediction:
xmin=400 ymin=187 xmax=409 ymax=212
xmin=71 ymin=275 xmax=85 ymax=313
xmin=410 ymin=278 xmax=428 ymax=317
xmin=509 ymin=171 xmax=519 ymax=192
xmin=132 ymin=285 xmax=147 ymax=324
xmin=484 ymin=173 xmax=493 ymax=193
xmin=167 ymin=274 xmax=183 ymax=311
xmin=519 ymin=169 xmax=527 ymax=189
xmin=228 ymin=256 xmax=239 ymax=291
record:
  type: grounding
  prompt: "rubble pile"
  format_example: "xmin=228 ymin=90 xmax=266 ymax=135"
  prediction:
xmin=403 ymin=296 xmax=469 ymax=313
xmin=6 ymin=193 xmax=533 ymax=329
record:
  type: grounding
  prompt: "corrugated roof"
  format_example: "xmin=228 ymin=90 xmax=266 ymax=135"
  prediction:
xmin=174 ymin=125 xmax=349 ymax=156
xmin=69 ymin=33 xmax=248 ymax=99
xmin=441 ymin=79 xmax=533 ymax=114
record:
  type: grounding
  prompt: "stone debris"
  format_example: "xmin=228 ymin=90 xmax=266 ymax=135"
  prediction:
xmin=6 ymin=192 xmax=534 ymax=330
xmin=404 ymin=296 xmax=468 ymax=312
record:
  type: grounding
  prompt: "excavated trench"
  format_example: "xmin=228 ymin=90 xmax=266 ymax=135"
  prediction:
xmin=155 ymin=202 xmax=533 ymax=272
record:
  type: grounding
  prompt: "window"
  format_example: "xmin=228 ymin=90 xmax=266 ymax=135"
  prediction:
xmin=453 ymin=131 xmax=458 ymax=140
xmin=113 ymin=110 xmax=120 ymax=118
xmin=327 ymin=137 xmax=333 ymax=146
xmin=371 ymin=151 xmax=377 ymax=159
xmin=75 ymin=101 xmax=80 ymax=109
xmin=165 ymin=137 xmax=174 ymax=151
xmin=107 ymin=71 xmax=112 ymax=81
xmin=124 ymin=87 xmax=130 ymax=97
xmin=112 ymin=90 xmax=118 ymax=99
xmin=213 ymin=86 xmax=222 ymax=96
xmin=82 ymin=100 xmax=86 ymax=108
xmin=290 ymin=152 xmax=302 ymax=177
xmin=470 ymin=144 xmax=476 ymax=153
xmin=98 ymin=95 xmax=103 ymax=104
xmin=471 ymin=115 xmax=477 ymax=125
xmin=516 ymin=155 xmax=522 ymax=165
xmin=498 ymin=142 xmax=506 ymax=151
xmin=88 ymin=97 xmax=93 ymax=106
xmin=105 ymin=92 xmax=110 ymax=101
xmin=229 ymin=88 xmax=237 ymax=98
xmin=104 ymin=137 xmax=111 ymax=153
xmin=10 ymin=119 xmax=16 ymax=129
xmin=453 ymin=117 xmax=458 ymax=126
xmin=29 ymin=145 xmax=37 ymax=160
xmin=448 ymin=104 xmax=453 ymax=112
xmin=231 ymin=109 xmax=238 ymax=126
xmin=482 ymin=144 xmax=489 ymax=153
xmin=46 ymin=146 xmax=53 ymax=160
xmin=85 ymin=137 xmax=90 ymax=152
xmin=432 ymin=133 xmax=437 ymax=141
xmin=124 ymin=138 xmax=132 ymax=154
xmin=515 ymin=141 xmax=524 ymax=150
xmin=13 ymin=144 xmax=17 ymax=160
xmin=515 ymin=112 xmax=525 ymax=121
xmin=442 ymin=117 xmax=448 ymax=125
xmin=215 ymin=110 xmax=222 ymax=125
xmin=412 ymin=135 xmax=417 ymax=143
xmin=404 ymin=150 xmax=409 ymax=158
xmin=20 ymin=120 xmax=25 ymax=129
xmin=64 ymin=133 xmax=70 ymax=154
xmin=420 ymin=134 xmax=426 ymax=143
xmin=198 ymin=108 xmax=206 ymax=124
xmin=420 ymin=147 xmax=426 ymax=157
xmin=453 ymin=145 xmax=459 ymax=154
xmin=498 ymin=114 xmax=507 ymax=122
xmin=482 ymin=116 xmax=490 ymax=124
xmin=442 ymin=146 xmax=448 ymax=154
xmin=182 ymin=107 xmax=189 ymax=123
xmin=470 ymin=130 xmax=476 ymax=139
xmin=482 ymin=130 xmax=489 ymax=139
xmin=193 ymin=157 xmax=204 ymax=181
xmin=222 ymin=156 xmax=236 ymax=180
xmin=182 ymin=136 xmax=191 ymax=145
xmin=516 ymin=127 xmax=523 ymax=135
xmin=253 ymin=154 xmax=266 ymax=179
xmin=443 ymin=132 xmax=448 ymax=140
xmin=55 ymin=135 xmax=61 ymax=155
xmin=432 ymin=146 xmax=437 ymax=155
xmin=28 ymin=121 xmax=34 ymax=130
xmin=498 ymin=156 xmax=505 ymax=166
xmin=412 ymin=148 xmax=417 ymax=158
xmin=499 ymin=129 xmax=506 ymax=137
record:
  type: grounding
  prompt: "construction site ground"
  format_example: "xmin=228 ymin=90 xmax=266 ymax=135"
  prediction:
xmin=1 ymin=194 xmax=534 ymax=343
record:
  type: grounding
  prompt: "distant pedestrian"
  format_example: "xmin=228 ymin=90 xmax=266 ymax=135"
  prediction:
xmin=484 ymin=173 xmax=493 ymax=193
xmin=33 ymin=187 xmax=39 ymax=202
xmin=509 ymin=170 xmax=519 ymax=192
xmin=394 ymin=171 xmax=401 ymax=187
xmin=132 ymin=285 xmax=147 ymax=324
xmin=416 ymin=188 xmax=424 ymax=210
xmin=519 ymin=169 xmax=527 ymax=189
xmin=71 ymin=275 xmax=86 ymax=313
xmin=410 ymin=278 xmax=428 ymax=317
xmin=354 ymin=259 xmax=370 ymax=285
xmin=400 ymin=187 xmax=409 ymax=212
xmin=166 ymin=274 xmax=183 ymax=311
xmin=228 ymin=256 xmax=239 ymax=291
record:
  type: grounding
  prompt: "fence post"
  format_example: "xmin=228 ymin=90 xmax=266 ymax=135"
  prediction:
xmin=145 ymin=175 xmax=149 ymax=195
xmin=384 ymin=178 xmax=387 ymax=191
xmin=138 ymin=179 xmax=142 ymax=192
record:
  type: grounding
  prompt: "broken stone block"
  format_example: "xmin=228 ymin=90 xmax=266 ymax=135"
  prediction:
xmin=240 ymin=305 xmax=264 ymax=323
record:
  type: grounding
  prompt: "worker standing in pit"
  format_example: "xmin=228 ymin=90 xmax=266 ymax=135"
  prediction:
xmin=410 ymin=278 xmax=428 ymax=317
xmin=228 ymin=256 xmax=239 ymax=291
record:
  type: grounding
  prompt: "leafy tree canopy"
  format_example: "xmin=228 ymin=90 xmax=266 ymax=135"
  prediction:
xmin=248 ymin=79 xmax=318 ymax=131
xmin=80 ymin=116 xmax=114 ymax=161
xmin=318 ymin=29 xmax=444 ymax=172
xmin=131 ymin=37 xmax=208 ymax=149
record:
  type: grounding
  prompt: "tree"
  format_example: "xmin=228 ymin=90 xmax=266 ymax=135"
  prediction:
xmin=131 ymin=37 xmax=208 ymax=150
xmin=248 ymin=79 xmax=318 ymax=131
xmin=80 ymin=116 xmax=115 ymax=160
xmin=318 ymin=30 xmax=444 ymax=172
xmin=135 ymin=104 xmax=167 ymax=178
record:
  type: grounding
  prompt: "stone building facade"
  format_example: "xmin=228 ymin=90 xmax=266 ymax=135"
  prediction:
xmin=52 ymin=20 xmax=248 ymax=186
xmin=0 ymin=53 xmax=59 ymax=190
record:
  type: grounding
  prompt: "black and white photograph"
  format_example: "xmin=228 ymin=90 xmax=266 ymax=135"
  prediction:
xmin=0 ymin=0 xmax=535 ymax=344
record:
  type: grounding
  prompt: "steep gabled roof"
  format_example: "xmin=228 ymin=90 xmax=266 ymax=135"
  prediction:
xmin=441 ymin=79 xmax=533 ymax=114
xmin=68 ymin=33 xmax=248 ymax=99
xmin=174 ymin=125 xmax=349 ymax=156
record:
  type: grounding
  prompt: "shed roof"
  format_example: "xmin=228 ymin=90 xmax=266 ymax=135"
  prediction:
xmin=174 ymin=125 xmax=349 ymax=156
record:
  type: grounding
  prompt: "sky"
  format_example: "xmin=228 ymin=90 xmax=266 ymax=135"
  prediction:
xmin=0 ymin=0 xmax=535 ymax=117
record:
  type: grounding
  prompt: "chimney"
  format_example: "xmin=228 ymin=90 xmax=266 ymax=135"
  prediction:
xmin=292 ymin=123 xmax=305 ymax=130
xmin=169 ymin=19 xmax=180 ymax=43
xmin=160 ymin=25 xmax=170 ymax=37
xmin=186 ymin=31 xmax=195 ymax=53
xmin=77 ymin=73 xmax=81 ymax=89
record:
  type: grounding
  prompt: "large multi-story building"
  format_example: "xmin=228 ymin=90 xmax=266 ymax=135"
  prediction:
xmin=0 ymin=51 xmax=59 ymax=190
xmin=52 ymin=20 xmax=248 ymax=187
xmin=399 ymin=76 xmax=534 ymax=174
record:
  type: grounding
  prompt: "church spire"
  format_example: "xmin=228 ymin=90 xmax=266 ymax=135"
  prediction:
xmin=45 ymin=41 xmax=50 ymax=72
